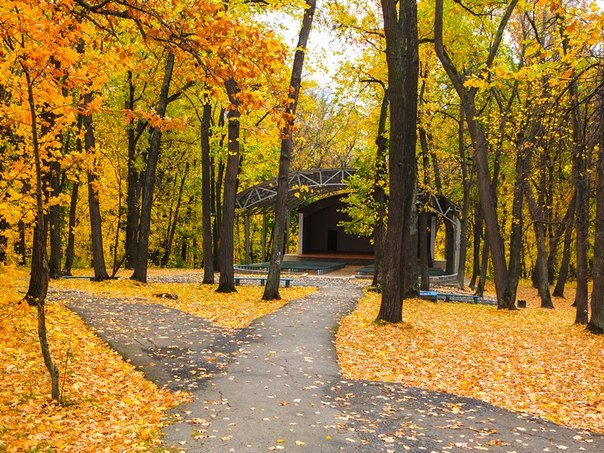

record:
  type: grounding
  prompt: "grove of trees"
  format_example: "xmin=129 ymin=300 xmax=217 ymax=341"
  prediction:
xmin=1 ymin=0 xmax=603 ymax=382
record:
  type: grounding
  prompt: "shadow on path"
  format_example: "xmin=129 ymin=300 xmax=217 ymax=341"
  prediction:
xmin=56 ymin=277 xmax=604 ymax=452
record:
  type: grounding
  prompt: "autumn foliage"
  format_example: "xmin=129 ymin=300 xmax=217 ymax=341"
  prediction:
xmin=53 ymin=271 xmax=316 ymax=329
xmin=0 ymin=267 xmax=311 ymax=451
xmin=0 ymin=268 xmax=187 ymax=452
xmin=337 ymin=285 xmax=604 ymax=434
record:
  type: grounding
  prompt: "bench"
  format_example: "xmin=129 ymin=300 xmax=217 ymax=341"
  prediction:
xmin=62 ymin=276 xmax=94 ymax=280
xmin=438 ymin=292 xmax=480 ymax=303
xmin=419 ymin=290 xmax=438 ymax=300
xmin=419 ymin=290 xmax=480 ymax=303
xmin=234 ymin=276 xmax=293 ymax=288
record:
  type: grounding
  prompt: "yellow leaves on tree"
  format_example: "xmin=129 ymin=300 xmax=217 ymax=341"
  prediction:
xmin=0 ymin=268 xmax=187 ymax=452
xmin=337 ymin=285 xmax=604 ymax=434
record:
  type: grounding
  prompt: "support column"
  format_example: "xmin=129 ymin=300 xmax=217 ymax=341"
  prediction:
xmin=244 ymin=212 xmax=251 ymax=264
xmin=261 ymin=209 xmax=267 ymax=262
xmin=298 ymin=212 xmax=304 ymax=255
xmin=453 ymin=217 xmax=461 ymax=273
xmin=284 ymin=209 xmax=290 ymax=255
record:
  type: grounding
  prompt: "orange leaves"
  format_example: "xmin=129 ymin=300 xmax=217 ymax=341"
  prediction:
xmin=52 ymin=271 xmax=316 ymax=329
xmin=0 ymin=267 xmax=187 ymax=452
xmin=337 ymin=285 xmax=604 ymax=434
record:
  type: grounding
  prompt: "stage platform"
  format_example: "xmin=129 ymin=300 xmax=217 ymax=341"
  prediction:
xmin=234 ymin=259 xmax=347 ymax=275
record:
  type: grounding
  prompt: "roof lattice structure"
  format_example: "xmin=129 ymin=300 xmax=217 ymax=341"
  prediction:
xmin=235 ymin=168 xmax=354 ymax=213
xmin=235 ymin=167 xmax=460 ymax=220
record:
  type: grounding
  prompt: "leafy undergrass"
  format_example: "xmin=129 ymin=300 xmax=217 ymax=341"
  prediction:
xmin=2 ymin=267 xmax=313 ymax=451
xmin=337 ymin=283 xmax=604 ymax=433
xmin=0 ymin=267 xmax=187 ymax=452
xmin=52 ymin=274 xmax=316 ymax=329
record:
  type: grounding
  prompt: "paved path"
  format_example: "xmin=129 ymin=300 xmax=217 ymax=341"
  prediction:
xmin=58 ymin=277 xmax=604 ymax=452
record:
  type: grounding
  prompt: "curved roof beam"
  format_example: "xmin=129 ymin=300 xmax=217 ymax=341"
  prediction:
xmin=235 ymin=167 xmax=461 ymax=221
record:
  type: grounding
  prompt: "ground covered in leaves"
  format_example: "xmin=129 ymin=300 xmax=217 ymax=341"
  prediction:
xmin=53 ymin=273 xmax=315 ymax=329
xmin=0 ymin=268 xmax=187 ymax=452
xmin=337 ymin=284 xmax=604 ymax=435
xmin=1 ymin=267 xmax=313 ymax=452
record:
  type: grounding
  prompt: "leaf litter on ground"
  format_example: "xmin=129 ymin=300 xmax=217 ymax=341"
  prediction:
xmin=337 ymin=283 xmax=604 ymax=434
xmin=0 ymin=267 xmax=187 ymax=452
xmin=2 ymin=267 xmax=314 ymax=451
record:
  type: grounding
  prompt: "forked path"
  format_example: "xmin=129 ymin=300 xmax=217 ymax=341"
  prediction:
xmin=160 ymin=277 xmax=604 ymax=452
xmin=62 ymin=277 xmax=604 ymax=452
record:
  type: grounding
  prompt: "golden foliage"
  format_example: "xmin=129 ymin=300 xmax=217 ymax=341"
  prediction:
xmin=337 ymin=285 xmax=604 ymax=434
xmin=52 ymin=273 xmax=315 ymax=329
xmin=0 ymin=267 xmax=187 ymax=452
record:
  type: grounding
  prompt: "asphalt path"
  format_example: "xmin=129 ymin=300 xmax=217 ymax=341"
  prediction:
xmin=59 ymin=276 xmax=604 ymax=452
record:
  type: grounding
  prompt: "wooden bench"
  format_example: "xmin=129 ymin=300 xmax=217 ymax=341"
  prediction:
xmin=234 ymin=276 xmax=293 ymax=288
xmin=62 ymin=276 xmax=94 ymax=280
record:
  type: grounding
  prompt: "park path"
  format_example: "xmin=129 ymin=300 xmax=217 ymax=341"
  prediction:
xmin=58 ymin=276 xmax=604 ymax=452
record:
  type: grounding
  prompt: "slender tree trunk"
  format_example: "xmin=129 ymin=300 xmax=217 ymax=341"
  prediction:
xmin=508 ymin=147 xmax=526 ymax=303
xmin=525 ymin=182 xmax=554 ymax=308
xmin=48 ymin=159 xmax=62 ymax=279
xmin=22 ymin=66 xmax=59 ymax=401
xmin=371 ymin=89 xmax=389 ymax=290
xmin=572 ymin=104 xmax=589 ymax=324
xmin=217 ymin=79 xmax=241 ymax=293
xmin=124 ymin=72 xmax=146 ymax=269
xmin=419 ymin=120 xmax=431 ymax=291
xmin=213 ymin=158 xmax=224 ymax=272
xmin=475 ymin=243 xmax=489 ymax=297
xmin=62 ymin=182 xmax=79 ymax=276
xmin=548 ymin=194 xmax=576 ymax=288
xmin=435 ymin=0 xmax=518 ymax=309
xmin=82 ymin=92 xmax=110 ymax=282
xmin=589 ymin=72 xmax=604 ymax=333
xmin=469 ymin=205 xmax=482 ymax=289
xmin=161 ymin=163 xmax=188 ymax=267
xmin=263 ymin=0 xmax=316 ymax=300
xmin=201 ymin=103 xmax=215 ymax=284
xmin=457 ymin=107 xmax=470 ymax=289
xmin=132 ymin=53 xmax=175 ymax=283
xmin=553 ymin=199 xmax=575 ymax=297
xmin=377 ymin=0 xmax=419 ymax=322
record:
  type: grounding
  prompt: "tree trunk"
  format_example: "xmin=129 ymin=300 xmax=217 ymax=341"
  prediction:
xmin=508 ymin=146 xmax=527 ymax=304
xmin=22 ymin=66 xmax=59 ymax=401
xmin=263 ymin=0 xmax=316 ymax=300
xmin=525 ymin=182 xmax=554 ymax=308
xmin=217 ymin=79 xmax=241 ymax=293
xmin=475 ymin=242 xmax=489 ymax=297
xmin=589 ymin=72 xmax=604 ymax=333
xmin=48 ymin=159 xmax=62 ymax=279
xmin=131 ymin=52 xmax=175 ymax=283
xmin=124 ymin=71 xmax=146 ymax=269
xmin=82 ymin=92 xmax=110 ymax=282
xmin=161 ymin=163 xmax=188 ymax=267
xmin=201 ymin=103 xmax=215 ymax=284
xmin=572 ymin=99 xmax=589 ymax=324
xmin=457 ymin=107 xmax=470 ymax=289
xmin=469 ymin=205 xmax=482 ymax=289
xmin=213 ymin=158 xmax=224 ymax=272
xmin=553 ymin=199 xmax=575 ymax=298
xmin=62 ymin=182 xmax=79 ymax=276
xmin=435 ymin=0 xmax=518 ymax=309
xmin=419 ymin=113 xmax=431 ymax=291
xmin=377 ymin=0 xmax=419 ymax=323
xmin=371 ymin=89 xmax=389 ymax=290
